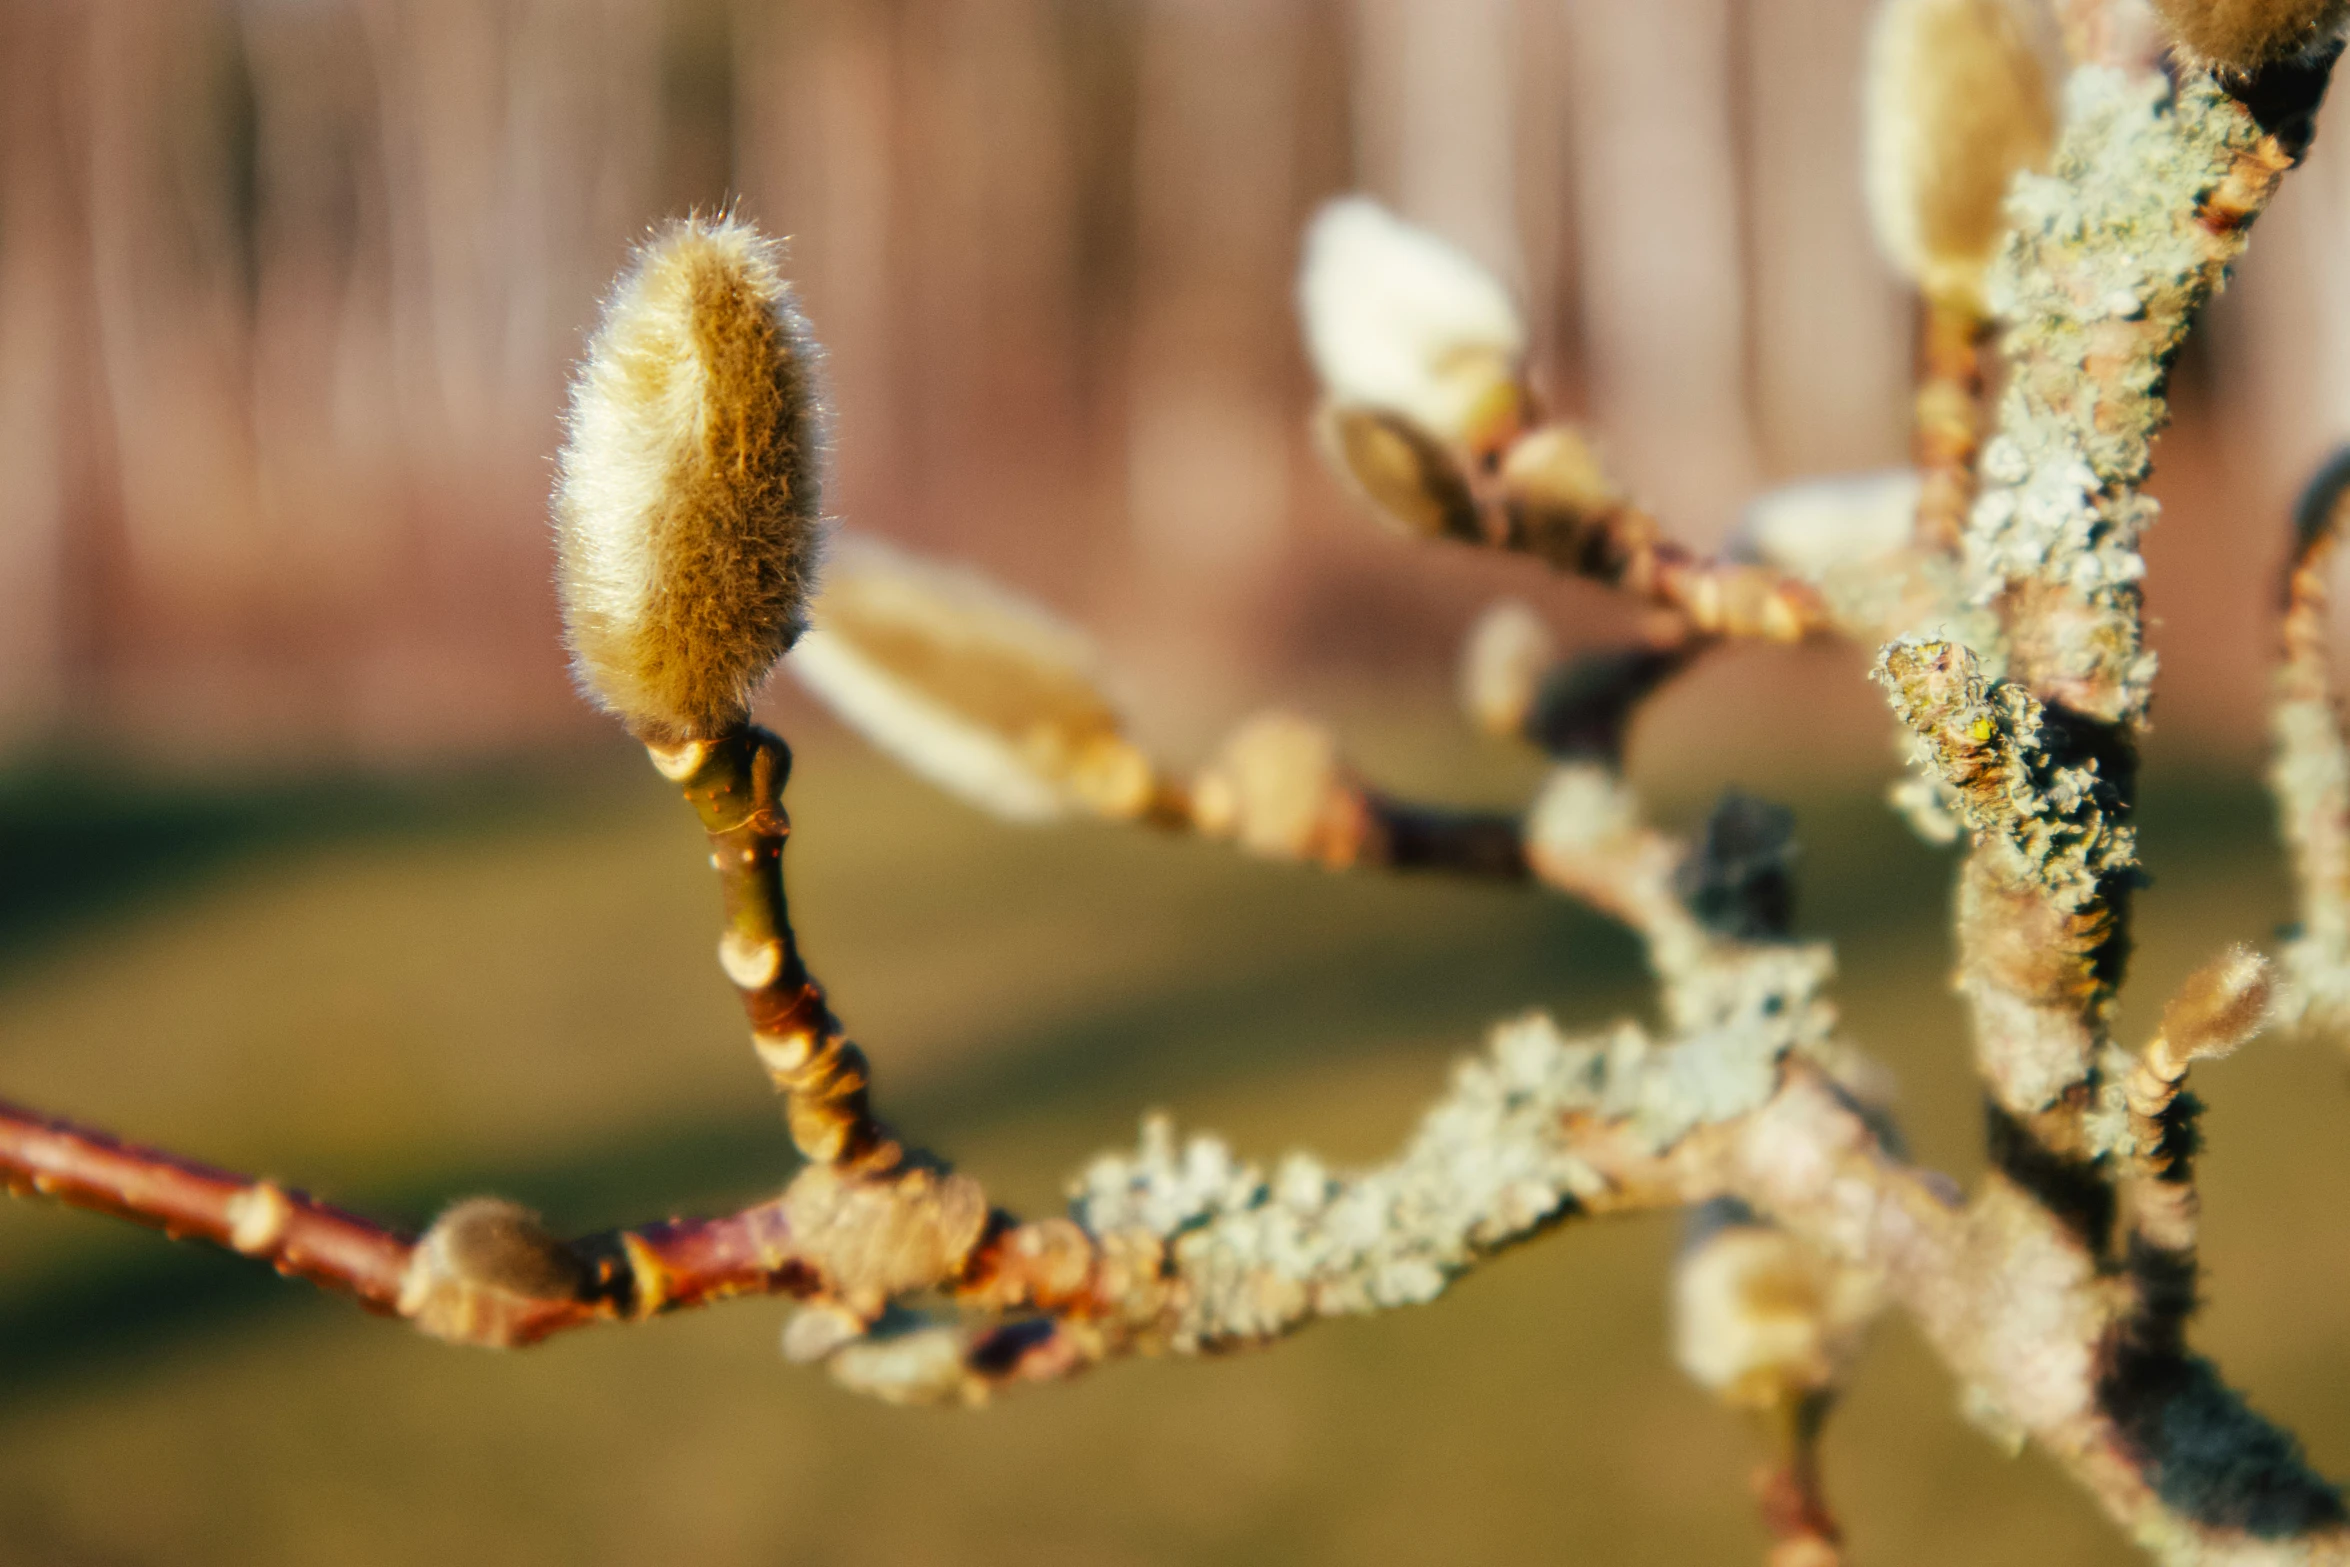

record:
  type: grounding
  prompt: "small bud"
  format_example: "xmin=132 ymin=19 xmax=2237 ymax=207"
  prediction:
xmin=2154 ymin=944 xmax=2274 ymax=1072
xmin=555 ymin=215 xmax=827 ymax=741
xmin=1460 ymin=601 xmax=1558 ymax=739
xmin=779 ymin=1163 xmax=991 ymax=1318
xmin=1673 ymin=1208 xmax=1872 ymax=1412
xmin=399 ymin=1197 xmax=587 ymax=1348
xmin=1499 ymin=426 xmax=1634 ymax=559
xmin=1190 ymin=711 xmax=1363 ymax=865
xmin=1316 ymin=404 xmax=1483 ymax=541
xmin=1864 ymin=0 xmax=2056 ymax=313
xmin=781 ymin=1301 xmax=870 ymax=1364
xmin=789 ymin=534 xmax=1154 ymax=822
xmin=2148 ymin=0 xmax=2348 ymax=70
xmin=828 ymin=1322 xmax=980 ymax=1406
xmin=1526 ymin=762 xmax=1642 ymax=862
xmin=1297 ymin=197 xmax=1528 ymax=453
xmin=1737 ymin=469 xmax=1922 ymax=579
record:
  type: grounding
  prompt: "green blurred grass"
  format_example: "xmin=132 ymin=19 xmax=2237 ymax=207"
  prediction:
xmin=0 ymin=722 xmax=2343 ymax=1566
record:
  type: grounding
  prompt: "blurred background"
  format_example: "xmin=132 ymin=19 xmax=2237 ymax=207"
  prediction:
xmin=3 ymin=1 xmax=2350 ymax=1563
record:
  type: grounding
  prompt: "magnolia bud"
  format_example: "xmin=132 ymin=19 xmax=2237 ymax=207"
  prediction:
xmin=1298 ymin=197 xmax=1528 ymax=454
xmin=1864 ymin=0 xmax=2056 ymax=313
xmin=1737 ymin=470 xmax=1922 ymax=579
xmin=1460 ymin=600 xmax=1558 ymax=739
xmin=399 ymin=1197 xmax=587 ymax=1348
xmin=790 ymin=534 xmax=1154 ymax=822
xmin=1316 ymin=404 xmax=1482 ymax=542
xmin=2148 ymin=0 xmax=2348 ymax=70
xmin=2153 ymin=944 xmax=2274 ymax=1074
xmin=1673 ymin=1207 xmax=1873 ymax=1413
xmin=1190 ymin=711 xmax=1360 ymax=864
xmin=554 ymin=215 xmax=827 ymax=741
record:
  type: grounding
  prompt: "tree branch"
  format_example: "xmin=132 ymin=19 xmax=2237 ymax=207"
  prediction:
xmin=1323 ymin=407 xmax=1833 ymax=642
xmin=2271 ymin=446 xmax=2350 ymax=1031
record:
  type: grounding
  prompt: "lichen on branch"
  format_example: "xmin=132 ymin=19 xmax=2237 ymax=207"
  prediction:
xmin=13 ymin=22 xmax=2350 ymax=1566
xmin=1971 ymin=66 xmax=2319 ymax=723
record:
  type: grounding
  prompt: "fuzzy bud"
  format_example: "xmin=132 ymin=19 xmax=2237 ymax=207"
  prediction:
xmin=554 ymin=215 xmax=826 ymax=741
xmin=780 ymin=1301 xmax=871 ymax=1364
xmin=1499 ymin=426 xmax=1634 ymax=555
xmin=1460 ymin=600 xmax=1559 ymax=739
xmin=398 ymin=1198 xmax=588 ymax=1348
xmin=789 ymin=534 xmax=1154 ymax=822
xmin=1190 ymin=711 xmax=1365 ymax=865
xmin=2149 ymin=0 xmax=2348 ymax=70
xmin=1864 ymin=0 xmax=2056 ymax=313
xmin=1673 ymin=1207 xmax=1873 ymax=1412
xmin=1298 ymin=197 xmax=1528 ymax=454
xmin=2152 ymin=944 xmax=2274 ymax=1074
xmin=827 ymin=1322 xmax=982 ymax=1406
xmin=1316 ymin=404 xmax=1483 ymax=542
xmin=1737 ymin=469 xmax=1922 ymax=579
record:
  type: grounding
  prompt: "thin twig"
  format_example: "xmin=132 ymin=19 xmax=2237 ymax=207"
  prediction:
xmin=1911 ymin=298 xmax=1989 ymax=554
xmin=2272 ymin=447 xmax=2350 ymax=1028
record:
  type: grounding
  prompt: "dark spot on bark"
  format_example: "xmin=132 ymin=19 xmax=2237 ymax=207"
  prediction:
xmin=2221 ymin=40 xmax=2342 ymax=161
xmin=2100 ymin=1346 xmax=2347 ymax=1536
xmin=1675 ymin=791 xmax=1796 ymax=940
xmin=1985 ymin=1100 xmax=2113 ymax=1247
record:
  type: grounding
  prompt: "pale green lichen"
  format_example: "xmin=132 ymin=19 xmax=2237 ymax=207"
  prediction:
xmin=1874 ymin=638 xmax=2136 ymax=906
xmin=1876 ymin=638 xmax=2140 ymax=1107
xmin=1969 ymin=69 xmax=2268 ymax=724
xmin=1068 ymin=943 xmax=1834 ymax=1351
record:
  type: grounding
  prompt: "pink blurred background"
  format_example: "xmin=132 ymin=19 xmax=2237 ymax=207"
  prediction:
xmin=3 ymin=0 xmax=2346 ymax=770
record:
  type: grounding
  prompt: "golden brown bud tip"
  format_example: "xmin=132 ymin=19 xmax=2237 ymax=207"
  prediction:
xmin=2149 ymin=0 xmax=2348 ymax=70
xmin=555 ymin=214 xmax=827 ymax=741
xmin=1864 ymin=0 xmax=2056 ymax=313
xmin=2157 ymin=944 xmax=2273 ymax=1067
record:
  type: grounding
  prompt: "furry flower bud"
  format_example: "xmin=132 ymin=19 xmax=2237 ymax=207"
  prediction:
xmin=2149 ymin=0 xmax=2348 ymax=70
xmin=399 ymin=1197 xmax=587 ymax=1348
xmin=1864 ymin=0 xmax=2055 ymax=313
xmin=789 ymin=534 xmax=1154 ymax=822
xmin=1460 ymin=600 xmax=1558 ymax=739
xmin=1738 ymin=469 xmax=1922 ymax=579
xmin=1189 ymin=711 xmax=1363 ymax=864
xmin=1298 ymin=198 xmax=1528 ymax=453
xmin=555 ymin=215 xmax=826 ymax=741
xmin=2154 ymin=944 xmax=2273 ymax=1071
xmin=1673 ymin=1206 xmax=1873 ymax=1412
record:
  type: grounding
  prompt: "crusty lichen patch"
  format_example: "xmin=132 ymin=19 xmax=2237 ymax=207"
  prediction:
xmin=1969 ymin=69 xmax=2274 ymax=723
xmin=1876 ymin=638 xmax=2138 ymax=1109
xmin=1068 ymin=944 xmax=1833 ymax=1351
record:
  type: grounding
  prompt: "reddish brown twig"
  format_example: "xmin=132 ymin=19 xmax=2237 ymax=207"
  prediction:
xmin=0 ymin=1099 xmax=416 ymax=1313
xmin=650 ymin=726 xmax=894 ymax=1170
xmin=0 ymin=1096 xmax=969 ymax=1348
xmin=1318 ymin=405 xmax=1830 ymax=643
xmin=1755 ymin=1403 xmax=1846 ymax=1567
